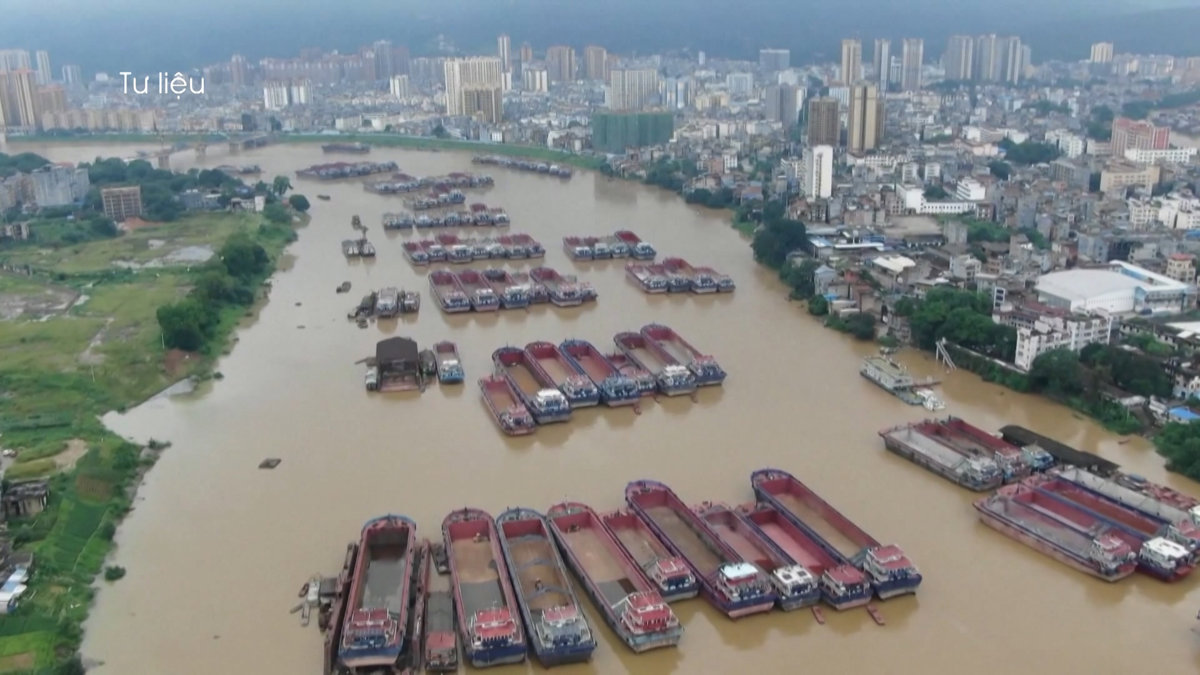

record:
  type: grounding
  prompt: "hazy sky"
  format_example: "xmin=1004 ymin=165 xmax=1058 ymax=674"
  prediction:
xmin=2 ymin=0 xmax=1197 ymax=74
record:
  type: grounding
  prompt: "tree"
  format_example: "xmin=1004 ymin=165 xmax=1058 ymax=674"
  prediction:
xmin=269 ymin=116 xmax=282 ymax=132
xmin=988 ymin=161 xmax=1012 ymax=180
xmin=808 ymin=294 xmax=829 ymax=316
xmin=220 ymin=234 xmax=269 ymax=279
xmin=288 ymin=194 xmax=311 ymax=212
xmin=845 ymin=313 xmax=876 ymax=340
xmin=1154 ymin=422 xmax=1200 ymax=481
xmin=272 ymin=175 xmax=292 ymax=197
xmin=157 ymin=299 xmax=213 ymax=351
xmin=1028 ymin=349 xmax=1085 ymax=397
xmin=432 ymin=124 xmax=449 ymax=138
xmin=924 ymin=185 xmax=949 ymax=199
xmin=782 ymin=259 xmax=820 ymax=298
xmin=1088 ymin=172 xmax=1102 ymax=193
xmin=998 ymin=139 xmax=1060 ymax=165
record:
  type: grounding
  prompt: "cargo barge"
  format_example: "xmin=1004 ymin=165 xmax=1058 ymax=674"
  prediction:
xmin=396 ymin=541 xmax=431 ymax=674
xmin=661 ymin=257 xmax=718 ymax=294
xmin=604 ymin=352 xmax=658 ymax=397
xmin=496 ymin=508 xmax=596 ymax=666
xmin=695 ymin=502 xmax=820 ymax=610
xmin=323 ymin=543 xmax=358 ymax=675
xmin=878 ymin=422 xmax=1004 ymax=491
xmin=1024 ymin=473 xmax=1194 ymax=580
xmin=751 ymin=469 xmax=921 ymax=599
xmin=1053 ymin=466 xmax=1200 ymax=553
xmin=563 ymin=236 xmax=593 ymax=261
xmin=641 ymin=323 xmax=726 ymax=387
xmin=511 ymin=272 xmax=550 ymax=304
xmin=625 ymin=263 xmax=669 ymax=293
xmin=625 ymin=480 xmax=776 ymax=618
xmin=434 ymin=342 xmax=464 ymax=385
xmin=492 ymin=347 xmax=572 ymax=424
xmin=428 ymin=270 xmax=471 ymax=314
xmin=423 ymin=546 xmax=460 ymax=672
xmin=599 ymin=509 xmax=698 ymax=602
xmin=472 ymin=154 xmax=573 ymax=178
xmin=455 ymin=270 xmax=501 ymax=312
xmin=737 ymin=503 xmax=872 ymax=610
xmin=479 ymin=376 xmax=536 ymax=436
xmin=510 ymin=233 xmax=543 ymax=257
xmin=338 ymin=515 xmax=418 ymax=671
xmin=299 ymin=161 xmax=398 ymax=180
xmin=998 ymin=425 xmax=1118 ymax=476
xmin=401 ymin=242 xmax=428 ymax=266
xmin=614 ymin=332 xmax=697 ymax=396
xmin=649 ymin=263 xmax=691 ymax=293
xmin=442 ymin=509 xmax=526 ymax=667
xmin=419 ymin=240 xmax=447 ymax=263
xmin=529 ymin=267 xmax=583 ymax=307
xmin=525 ymin=341 xmax=601 ymax=408
xmin=482 ymin=269 xmax=531 ymax=309
xmin=973 ymin=484 xmax=1138 ymax=581
xmin=384 ymin=212 xmax=414 ymax=230
xmin=919 ymin=417 xmax=1050 ymax=481
xmin=615 ymin=231 xmax=656 ymax=260
xmin=323 ymin=142 xmax=371 ymax=154
xmin=547 ymin=502 xmax=683 ymax=653
xmin=560 ymin=340 xmax=640 ymax=407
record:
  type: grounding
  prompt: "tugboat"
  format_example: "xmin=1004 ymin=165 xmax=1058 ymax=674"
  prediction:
xmin=434 ymin=342 xmax=464 ymax=384
xmin=525 ymin=341 xmax=601 ymax=408
xmin=496 ymin=508 xmax=596 ymax=666
xmin=442 ymin=509 xmax=527 ymax=667
xmin=614 ymin=332 xmax=697 ymax=396
xmin=548 ymin=502 xmax=683 ymax=653
xmin=560 ymin=339 xmax=640 ymax=407
xmin=479 ymin=376 xmax=536 ymax=436
xmin=492 ymin=347 xmax=571 ymax=424
xmin=625 ymin=480 xmax=776 ymax=618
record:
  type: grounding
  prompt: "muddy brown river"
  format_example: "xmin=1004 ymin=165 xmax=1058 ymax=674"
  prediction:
xmin=12 ymin=140 xmax=1200 ymax=673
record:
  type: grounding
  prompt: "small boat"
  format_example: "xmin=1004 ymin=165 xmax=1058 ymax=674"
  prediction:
xmin=511 ymin=272 xmax=550 ymax=304
xmin=563 ymin=236 xmax=593 ymax=261
xmin=434 ymin=342 xmax=464 ymax=384
xmin=429 ymin=270 xmax=471 ymax=313
xmin=625 ymin=263 xmax=668 ymax=293
xmin=530 ymin=267 xmax=583 ymax=307
xmin=419 ymin=349 xmax=437 ymax=379
xmin=547 ymin=502 xmax=683 ymax=653
xmin=662 ymin=257 xmax=718 ymax=294
xmin=342 ymin=239 xmax=361 ymax=257
xmin=479 ymin=376 xmax=536 ymax=436
xmin=604 ymin=352 xmax=658 ymax=397
xmin=456 ymin=269 xmax=501 ymax=312
xmin=336 ymin=281 xmax=352 ymax=293
xmin=338 ymin=515 xmax=417 ymax=671
xmin=492 ymin=347 xmax=571 ymax=424
xmin=752 ymin=469 xmax=922 ymax=600
xmin=614 ymin=332 xmax=697 ymax=396
xmin=625 ymin=480 xmax=776 ymax=618
xmin=641 ymin=323 xmax=726 ymax=386
xmin=599 ymin=509 xmax=699 ymax=602
xmin=615 ymin=231 xmax=656 ymax=260
xmin=695 ymin=502 xmax=820 ymax=610
xmin=396 ymin=541 xmax=430 ymax=674
xmin=424 ymin=546 xmax=459 ymax=672
xmin=482 ymin=268 xmax=530 ymax=309
xmin=974 ymin=483 xmax=1138 ymax=581
xmin=496 ymin=508 xmax=596 ymax=666
xmin=351 ymin=215 xmax=363 ymax=230
xmin=525 ymin=341 xmax=601 ymax=408
xmin=442 ymin=509 xmax=527 ymax=667
xmin=560 ymin=339 xmax=640 ymax=407
xmin=358 ymin=239 xmax=376 ymax=257
xmin=317 ymin=194 xmax=331 ymax=200
xmin=737 ymin=502 xmax=873 ymax=610
xmin=400 ymin=290 xmax=420 ymax=314
xmin=322 ymin=543 xmax=357 ymax=675
xmin=375 ymin=287 xmax=402 ymax=318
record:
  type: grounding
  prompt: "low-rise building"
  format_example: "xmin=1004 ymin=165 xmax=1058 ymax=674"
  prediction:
xmin=1123 ymin=147 xmax=1197 ymax=165
xmin=995 ymin=304 xmax=1114 ymax=371
xmin=1035 ymin=261 xmax=1196 ymax=315
xmin=1166 ymin=253 xmax=1196 ymax=284
xmin=100 ymin=185 xmax=143 ymax=222
xmin=1099 ymin=161 xmax=1160 ymax=194
xmin=29 ymin=164 xmax=89 ymax=208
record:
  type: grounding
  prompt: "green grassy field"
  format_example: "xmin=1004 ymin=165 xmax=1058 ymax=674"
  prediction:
xmin=0 ymin=209 xmax=296 ymax=672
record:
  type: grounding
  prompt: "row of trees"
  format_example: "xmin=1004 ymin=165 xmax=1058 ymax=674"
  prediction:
xmin=750 ymin=201 xmax=808 ymax=272
xmin=0 ymin=151 xmax=50 ymax=177
xmin=156 ymin=233 xmax=271 ymax=351
xmin=893 ymin=287 xmax=1017 ymax=361
xmin=1154 ymin=422 xmax=1200 ymax=481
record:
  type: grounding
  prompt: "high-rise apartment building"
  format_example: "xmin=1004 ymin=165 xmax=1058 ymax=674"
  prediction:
xmin=759 ymin=49 xmax=790 ymax=72
xmin=584 ymin=45 xmax=609 ymax=82
xmin=841 ymin=39 xmax=862 ymax=85
xmin=848 ymin=82 xmax=883 ymax=153
xmin=608 ymin=68 xmax=659 ymax=111
xmin=1090 ymin=42 xmax=1114 ymax=63
xmin=497 ymin=34 xmax=511 ymax=72
xmin=462 ymin=85 xmax=503 ymax=124
xmin=37 ymin=84 xmax=66 ymax=116
xmin=807 ymin=97 xmax=840 ymax=147
xmin=0 ymin=70 xmax=40 ymax=130
xmin=545 ymin=46 xmax=577 ymax=83
xmin=230 ymin=54 xmax=247 ymax=87
xmin=725 ymin=72 xmax=754 ymax=96
xmin=900 ymin=39 xmax=923 ymax=91
xmin=0 ymin=50 xmax=31 ymax=72
xmin=34 ymin=51 xmax=51 ymax=85
xmin=523 ymin=67 xmax=548 ymax=93
xmin=61 ymin=64 xmax=82 ymax=86
xmin=1001 ymin=37 xmax=1023 ymax=84
xmin=765 ymin=84 xmax=802 ymax=127
xmin=974 ymin=34 xmax=1001 ymax=81
xmin=443 ymin=57 xmax=503 ymax=116
xmin=262 ymin=82 xmax=290 ymax=110
xmin=518 ymin=43 xmax=533 ymax=68
xmin=100 ymin=186 xmax=143 ymax=222
xmin=1111 ymin=117 xmax=1171 ymax=156
xmin=805 ymin=145 xmax=834 ymax=198
xmin=872 ymin=39 xmax=891 ymax=86
xmin=389 ymin=74 xmax=410 ymax=99
xmin=943 ymin=35 xmax=974 ymax=81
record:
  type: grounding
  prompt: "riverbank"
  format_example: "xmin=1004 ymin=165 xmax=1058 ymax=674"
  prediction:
xmin=7 ymin=132 xmax=607 ymax=172
xmin=0 ymin=210 xmax=301 ymax=671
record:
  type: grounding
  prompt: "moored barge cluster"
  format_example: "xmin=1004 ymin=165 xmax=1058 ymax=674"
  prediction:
xmin=481 ymin=324 xmax=725 ymax=435
xmin=322 ymin=468 xmax=916 ymax=672
xmin=472 ymin=154 xmax=573 ymax=178
xmin=564 ymin=230 xmax=657 ymax=261
xmin=365 ymin=171 xmax=494 ymax=194
xmin=298 ymin=160 xmax=398 ymax=180
xmin=402 ymin=233 xmax=540 ymax=268
xmin=383 ymin=205 xmax=510 ymax=229
xmin=626 ymin=256 xmax=735 ymax=294
xmin=429 ymin=266 xmax=594 ymax=314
